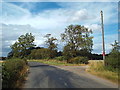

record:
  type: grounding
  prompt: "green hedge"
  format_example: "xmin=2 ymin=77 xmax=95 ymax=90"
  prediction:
xmin=69 ymin=56 xmax=88 ymax=64
xmin=28 ymin=48 xmax=57 ymax=59
xmin=2 ymin=58 xmax=28 ymax=88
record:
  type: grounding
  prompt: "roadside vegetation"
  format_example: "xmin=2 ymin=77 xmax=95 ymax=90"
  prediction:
xmin=87 ymin=40 xmax=120 ymax=84
xmin=2 ymin=58 xmax=29 ymax=88
xmin=87 ymin=61 xmax=119 ymax=83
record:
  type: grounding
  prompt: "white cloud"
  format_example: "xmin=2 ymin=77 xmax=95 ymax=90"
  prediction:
xmin=1 ymin=2 xmax=31 ymax=22
xmin=1 ymin=2 xmax=118 ymax=56
xmin=84 ymin=24 xmax=101 ymax=33
xmin=58 ymin=2 xmax=118 ymax=24
xmin=2 ymin=2 xmax=118 ymax=29
xmin=69 ymin=9 xmax=88 ymax=22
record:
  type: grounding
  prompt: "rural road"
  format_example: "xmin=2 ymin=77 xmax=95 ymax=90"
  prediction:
xmin=23 ymin=62 xmax=118 ymax=88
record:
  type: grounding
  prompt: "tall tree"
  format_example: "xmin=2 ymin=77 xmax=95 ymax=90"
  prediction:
xmin=44 ymin=34 xmax=57 ymax=58
xmin=10 ymin=33 xmax=35 ymax=58
xmin=44 ymin=34 xmax=57 ymax=50
xmin=61 ymin=25 xmax=93 ymax=58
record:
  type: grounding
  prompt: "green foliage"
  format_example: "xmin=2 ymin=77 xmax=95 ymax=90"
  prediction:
xmin=28 ymin=48 xmax=50 ymax=59
xmin=10 ymin=33 xmax=35 ymax=58
xmin=61 ymin=25 xmax=93 ymax=53
xmin=61 ymin=25 xmax=93 ymax=59
xmin=28 ymin=48 xmax=57 ymax=59
xmin=44 ymin=34 xmax=57 ymax=51
xmin=69 ymin=56 xmax=88 ymax=64
xmin=105 ymin=50 xmax=120 ymax=71
xmin=62 ymin=44 xmax=75 ymax=60
xmin=54 ymin=56 xmax=65 ymax=61
xmin=105 ymin=40 xmax=120 ymax=71
xmin=2 ymin=58 xmax=28 ymax=88
xmin=44 ymin=34 xmax=58 ymax=58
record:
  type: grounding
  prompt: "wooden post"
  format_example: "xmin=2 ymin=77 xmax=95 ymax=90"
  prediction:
xmin=101 ymin=10 xmax=105 ymax=60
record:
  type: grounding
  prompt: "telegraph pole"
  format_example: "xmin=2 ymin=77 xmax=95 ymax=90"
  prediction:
xmin=100 ymin=10 xmax=105 ymax=60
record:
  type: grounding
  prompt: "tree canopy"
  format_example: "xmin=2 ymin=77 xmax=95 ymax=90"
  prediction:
xmin=44 ymin=34 xmax=58 ymax=50
xmin=61 ymin=25 xmax=93 ymax=59
xmin=10 ymin=33 xmax=35 ymax=58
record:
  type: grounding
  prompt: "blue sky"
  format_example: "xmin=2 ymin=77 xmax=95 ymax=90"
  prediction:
xmin=0 ymin=2 xmax=119 ymax=56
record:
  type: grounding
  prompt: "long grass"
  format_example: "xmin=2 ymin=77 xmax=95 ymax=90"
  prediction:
xmin=27 ymin=59 xmax=86 ymax=66
xmin=87 ymin=60 xmax=119 ymax=84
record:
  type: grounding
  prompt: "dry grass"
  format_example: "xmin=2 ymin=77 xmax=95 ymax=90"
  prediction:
xmin=87 ymin=60 xmax=119 ymax=84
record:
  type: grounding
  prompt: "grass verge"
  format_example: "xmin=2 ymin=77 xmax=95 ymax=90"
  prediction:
xmin=27 ymin=59 xmax=86 ymax=66
xmin=86 ymin=60 xmax=119 ymax=84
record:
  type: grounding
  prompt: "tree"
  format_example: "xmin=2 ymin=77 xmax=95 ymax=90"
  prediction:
xmin=61 ymin=25 xmax=93 ymax=58
xmin=111 ymin=40 xmax=120 ymax=52
xmin=44 ymin=34 xmax=58 ymax=58
xmin=44 ymin=34 xmax=57 ymax=50
xmin=105 ymin=40 xmax=120 ymax=70
xmin=10 ymin=33 xmax=35 ymax=58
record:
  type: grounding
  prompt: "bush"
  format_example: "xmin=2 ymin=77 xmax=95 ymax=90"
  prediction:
xmin=28 ymin=48 xmax=57 ymax=59
xmin=54 ymin=56 xmax=65 ymax=61
xmin=69 ymin=56 xmax=88 ymax=64
xmin=2 ymin=58 xmax=28 ymax=88
xmin=105 ymin=50 xmax=120 ymax=71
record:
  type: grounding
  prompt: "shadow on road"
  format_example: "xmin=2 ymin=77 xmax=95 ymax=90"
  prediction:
xmin=24 ymin=62 xmax=117 ymax=88
xmin=29 ymin=64 xmax=50 ymax=67
xmin=28 ymin=62 xmax=50 ymax=68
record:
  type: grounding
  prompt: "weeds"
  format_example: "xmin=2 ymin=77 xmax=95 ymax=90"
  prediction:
xmin=87 ymin=61 xmax=119 ymax=84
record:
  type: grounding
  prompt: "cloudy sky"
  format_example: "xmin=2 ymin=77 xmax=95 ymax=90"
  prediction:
xmin=0 ymin=1 xmax=119 ymax=57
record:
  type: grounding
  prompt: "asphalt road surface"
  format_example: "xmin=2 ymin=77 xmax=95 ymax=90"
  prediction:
xmin=24 ymin=62 xmax=118 ymax=88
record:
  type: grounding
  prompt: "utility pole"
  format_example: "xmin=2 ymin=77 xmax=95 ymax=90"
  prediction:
xmin=100 ymin=10 xmax=105 ymax=60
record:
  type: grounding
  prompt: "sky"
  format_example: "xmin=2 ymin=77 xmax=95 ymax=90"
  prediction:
xmin=0 ymin=1 xmax=119 ymax=57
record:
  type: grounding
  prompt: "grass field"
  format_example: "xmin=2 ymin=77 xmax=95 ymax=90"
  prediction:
xmin=87 ymin=60 xmax=119 ymax=84
xmin=27 ymin=59 xmax=86 ymax=66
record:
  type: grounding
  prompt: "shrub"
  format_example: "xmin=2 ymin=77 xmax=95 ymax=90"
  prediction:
xmin=69 ymin=56 xmax=88 ymax=64
xmin=105 ymin=50 xmax=120 ymax=71
xmin=54 ymin=56 xmax=65 ymax=61
xmin=28 ymin=48 xmax=57 ymax=59
xmin=2 ymin=58 xmax=28 ymax=88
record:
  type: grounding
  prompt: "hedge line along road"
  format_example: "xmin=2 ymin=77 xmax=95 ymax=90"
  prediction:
xmin=23 ymin=62 xmax=118 ymax=88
